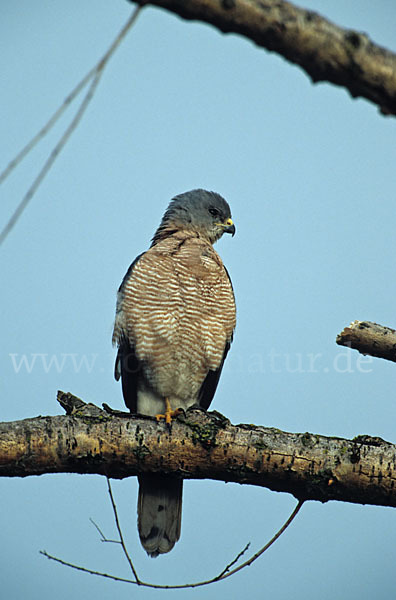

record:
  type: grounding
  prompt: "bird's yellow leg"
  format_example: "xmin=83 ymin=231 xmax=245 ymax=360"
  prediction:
xmin=155 ymin=398 xmax=183 ymax=426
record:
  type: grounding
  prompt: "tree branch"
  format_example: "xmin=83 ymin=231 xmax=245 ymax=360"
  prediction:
xmin=131 ymin=0 xmax=396 ymax=116
xmin=1 ymin=391 xmax=395 ymax=508
xmin=337 ymin=320 xmax=396 ymax=363
xmin=0 ymin=6 xmax=142 ymax=246
xmin=41 ymin=486 xmax=304 ymax=589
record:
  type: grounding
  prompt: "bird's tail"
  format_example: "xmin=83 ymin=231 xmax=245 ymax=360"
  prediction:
xmin=137 ymin=474 xmax=183 ymax=557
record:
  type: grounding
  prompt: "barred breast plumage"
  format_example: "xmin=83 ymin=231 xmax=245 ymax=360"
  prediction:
xmin=114 ymin=232 xmax=235 ymax=412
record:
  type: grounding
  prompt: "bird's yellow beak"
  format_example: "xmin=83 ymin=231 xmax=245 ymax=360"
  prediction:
xmin=223 ymin=218 xmax=236 ymax=236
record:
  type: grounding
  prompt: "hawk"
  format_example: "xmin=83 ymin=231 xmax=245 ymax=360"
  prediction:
xmin=113 ymin=189 xmax=236 ymax=557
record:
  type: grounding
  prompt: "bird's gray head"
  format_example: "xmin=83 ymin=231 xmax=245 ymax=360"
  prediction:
xmin=151 ymin=189 xmax=235 ymax=246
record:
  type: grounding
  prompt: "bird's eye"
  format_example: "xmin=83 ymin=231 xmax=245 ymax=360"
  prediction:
xmin=209 ymin=207 xmax=220 ymax=217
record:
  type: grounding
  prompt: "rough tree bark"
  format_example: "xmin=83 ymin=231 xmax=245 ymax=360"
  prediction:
xmin=131 ymin=0 xmax=396 ymax=116
xmin=1 ymin=391 xmax=395 ymax=508
xmin=337 ymin=320 xmax=396 ymax=363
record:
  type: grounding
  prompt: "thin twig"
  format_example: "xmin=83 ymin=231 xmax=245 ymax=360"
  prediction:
xmin=216 ymin=542 xmax=250 ymax=578
xmin=0 ymin=71 xmax=101 ymax=246
xmin=41 ymin=488 xmax=304 ymax=589
xmin=106 ymin=478 xmax=141 ymax=584
xmin=0 ymin=71 xmax=94 ymax=186
xmin=211 ymin=499 xmax=304 ymax=582
xmin=0 ymin=5 xmax=142 ymax=246
xmin=89 ymin=517 xmax=121 ymax=544
xmin=1 ymin=5 xmax=141 ymax=184
xmin=40 ymin=550 xmax=134 ymax=585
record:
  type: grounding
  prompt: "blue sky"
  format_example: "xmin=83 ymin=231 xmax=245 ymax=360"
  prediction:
xmin=1 ymin=1 xmax=396 ymax=598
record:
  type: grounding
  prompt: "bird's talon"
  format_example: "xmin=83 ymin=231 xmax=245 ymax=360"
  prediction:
xmin=155 ymin=400 xmax=184 ymax=427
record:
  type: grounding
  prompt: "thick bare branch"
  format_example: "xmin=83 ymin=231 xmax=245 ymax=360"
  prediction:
xmin=337 ymin=320 xmax=396 ymax=363
xmin=132 ymin=0 xmax=396 ymax=116
xmin=1 ymin=391 xmax=395 ymax=508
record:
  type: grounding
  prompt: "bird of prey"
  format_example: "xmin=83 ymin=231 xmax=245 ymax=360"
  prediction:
xmin=112 ymin=189 xmax=236 ymax=557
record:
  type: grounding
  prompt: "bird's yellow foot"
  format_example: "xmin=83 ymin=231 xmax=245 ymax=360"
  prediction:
xmin=155 ymin=398 xmax=183 ymax=427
